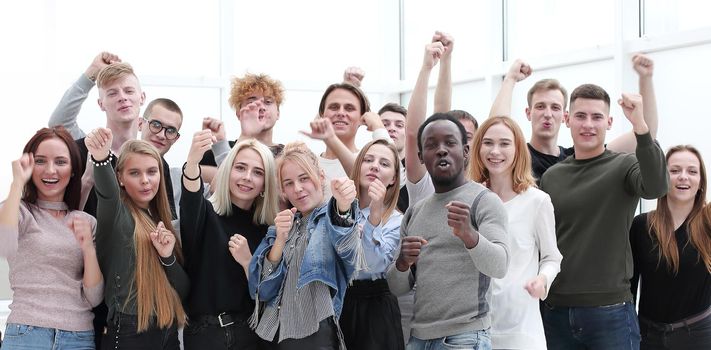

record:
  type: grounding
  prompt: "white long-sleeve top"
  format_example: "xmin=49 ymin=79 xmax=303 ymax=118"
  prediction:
xmin=490 ymin=187 xmax=562 ymax=350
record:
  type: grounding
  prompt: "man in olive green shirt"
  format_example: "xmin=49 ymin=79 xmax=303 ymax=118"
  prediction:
xmin=540 ymin=84 xmax=668 ymax=350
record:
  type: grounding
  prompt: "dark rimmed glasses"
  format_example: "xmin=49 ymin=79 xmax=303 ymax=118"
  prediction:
xmin=145 ymin=119 xmax=180 ymax=140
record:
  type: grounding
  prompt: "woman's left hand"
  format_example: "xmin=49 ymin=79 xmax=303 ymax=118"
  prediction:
xmin=524 ymin=274 xmax=547 ymax=299
xmin=150 ymin=221 xmax=175 ymax=258
xmin=228 ymin=233 xmax=252 ymax=268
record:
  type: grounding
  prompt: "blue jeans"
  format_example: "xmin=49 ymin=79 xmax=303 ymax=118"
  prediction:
xmin=2 ymin=323 xmax=94 ymax=349
xmin=406 ymin=330 xmax=491 ymax=350
xmin=542 ymin=301 xmax=640 ymax=350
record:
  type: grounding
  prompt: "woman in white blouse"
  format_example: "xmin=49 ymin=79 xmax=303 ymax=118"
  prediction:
xmin=468 ymin=116 xmax=562 ymax=350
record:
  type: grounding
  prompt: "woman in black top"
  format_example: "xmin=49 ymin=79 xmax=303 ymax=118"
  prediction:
xmin=87 ymin=129 xmax=188 ymax=350
xmin=181 ymin=132 xmax=279 ymax=350
xmin=630 ymin=145 xmax=711 ymax=349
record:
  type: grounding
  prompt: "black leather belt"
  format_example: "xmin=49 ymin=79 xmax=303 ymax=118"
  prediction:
xmin=641 ymin=307 xmax=711 ymax=332
xmin=192 ymin=312 xmax=241 ymax=328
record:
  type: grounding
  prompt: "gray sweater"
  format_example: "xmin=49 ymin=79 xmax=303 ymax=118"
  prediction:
xmin=387 ymin=181 xmax=509 ymax=340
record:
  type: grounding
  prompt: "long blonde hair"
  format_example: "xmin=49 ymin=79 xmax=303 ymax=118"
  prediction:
xmin=209 ymin=139 xmax=278 ymax=225
xmin=350 ymin=139 xmax=400 ymax=222
xmin=648 ymin=145 xmax=711 ymax=274
xmin=116 ymin=140 xmax=186 ymax=331
xmin=468 ymin=116 xmax=536 ymax=193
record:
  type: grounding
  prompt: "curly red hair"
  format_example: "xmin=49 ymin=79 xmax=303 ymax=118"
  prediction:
xmin=228 ymin=73 xmax=285 ymax=111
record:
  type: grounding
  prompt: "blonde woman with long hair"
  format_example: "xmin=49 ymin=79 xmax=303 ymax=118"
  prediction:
xmin=86 ymin=128 xmax=188 ymax=350
xmin=469 ymin=116 xmax=562 ymax=350
xmin=180 ymin=132 xmax=278 ymax=350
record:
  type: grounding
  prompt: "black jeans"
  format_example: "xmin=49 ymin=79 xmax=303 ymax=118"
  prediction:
xmin=101 ymin=313 xmax=180 ymax=350
xmin=184 ymin=313 xmax=262 ymax=350
xmin=640 ymin=313 xmax=711 ymax=349
xmin=263 ymin=317 xmax=339 ymax=350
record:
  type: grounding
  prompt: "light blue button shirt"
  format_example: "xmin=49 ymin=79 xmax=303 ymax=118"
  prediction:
xmin=353 ymin=206 xmax=402 ymax=280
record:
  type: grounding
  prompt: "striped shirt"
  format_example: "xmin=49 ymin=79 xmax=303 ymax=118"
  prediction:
xmin=256 ymin=214 xmax=335 ymax=342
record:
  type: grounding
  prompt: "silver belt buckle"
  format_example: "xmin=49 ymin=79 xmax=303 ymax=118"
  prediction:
xmin=218 ymin=312 xmax=234 ymax=327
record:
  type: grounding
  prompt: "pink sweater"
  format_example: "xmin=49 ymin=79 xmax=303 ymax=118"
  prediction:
xmin=0 ymin=200 xmax=103 ymax=331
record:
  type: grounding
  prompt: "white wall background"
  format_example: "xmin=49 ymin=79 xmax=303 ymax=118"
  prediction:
xmin=1 ymin=0 xmax=711 ymax=310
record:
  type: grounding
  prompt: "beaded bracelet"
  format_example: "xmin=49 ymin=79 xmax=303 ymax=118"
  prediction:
xmin=159 ymin=254 xmax=177 ymax=267
xmin=182 ymin=162 xmax=201 ymax=181
xmin=90 ymin=152 xmax=113 ymax=167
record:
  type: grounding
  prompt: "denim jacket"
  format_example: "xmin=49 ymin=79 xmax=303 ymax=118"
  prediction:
xmin=248 ymin=198 xmax=364 ymax=323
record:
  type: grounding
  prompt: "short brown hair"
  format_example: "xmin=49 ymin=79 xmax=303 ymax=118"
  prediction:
xmin=318 ymin=83 xmax=371 ymax=117
xmin=570 ymin=83 xmax=610 ymax=109
xmin=378 ymin=103 xmax=407 ymax=117
xmin=96 ymin=62 xmax=138 ymax=89
xmin=228 ymin=73 xmax=285 ymax=111
xmin=527 ymin=79 xmax=568 ymax=109
xmin=448 ymin=110 xmax=478 ymax=130
xmin=143 ymin=98 xmax=183 ymax=122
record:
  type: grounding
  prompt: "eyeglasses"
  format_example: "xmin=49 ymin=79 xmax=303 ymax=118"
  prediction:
xmin=144 ymin=119 xmax=180 ymax=140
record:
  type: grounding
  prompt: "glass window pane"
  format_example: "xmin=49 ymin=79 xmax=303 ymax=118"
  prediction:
xmin=233 ymin=0 xmax=397 ymax=84
xmin=403 ymin=0 xmax=496 ymax=80
xmin=642 ymin=45 xmax=711 ymax=152
xmin=399 ymin=81 xmax=490 ymax=125
xmin=644 ymin=0 xmax=711 ymax=36
xmin=52 ymin=0 xmax=220 ymax=77
xmin=507 ymin=0 xmax=615 ymax=59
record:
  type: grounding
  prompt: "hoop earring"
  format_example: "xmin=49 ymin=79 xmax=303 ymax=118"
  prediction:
xmin=259 ymin=192 xmax=265 ymax=198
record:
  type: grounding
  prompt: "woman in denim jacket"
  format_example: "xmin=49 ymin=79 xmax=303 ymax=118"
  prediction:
xmin=248 ymin=142 xmax=364 ymax=350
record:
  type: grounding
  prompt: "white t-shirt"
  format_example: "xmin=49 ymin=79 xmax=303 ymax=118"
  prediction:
xmin=318 ymin=154 xmax=354 ymax=200
xmin=405 ymin=172 xmax=434 ymax=207
xmin=490 ymin=187 xmax=562 ymax=350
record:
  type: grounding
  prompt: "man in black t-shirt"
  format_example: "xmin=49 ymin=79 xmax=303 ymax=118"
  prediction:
xmin=488 ymin=55 xmax=659 ymax=183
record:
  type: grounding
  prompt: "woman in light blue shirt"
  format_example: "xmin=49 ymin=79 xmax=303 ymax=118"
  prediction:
xmin=340 ymin=139 xmax=405 ymax=350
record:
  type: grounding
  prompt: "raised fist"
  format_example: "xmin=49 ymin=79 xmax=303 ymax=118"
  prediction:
xmin=343 ymin=66 xmax=365 ymax=87
xmin=150 ymin=221 xmax=176 ymax=258
xmin=85 ymin=128 xmax=113 ymax=161
xmin=506 ymin=59 xmax=532 ymax=82
xmin=632 ymin=53 xmax=654 ymax=77
xmin=331 ymin=177 xmax=356 ymax=213
xmin=202 ymin=117 xmax=225 ymax=142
